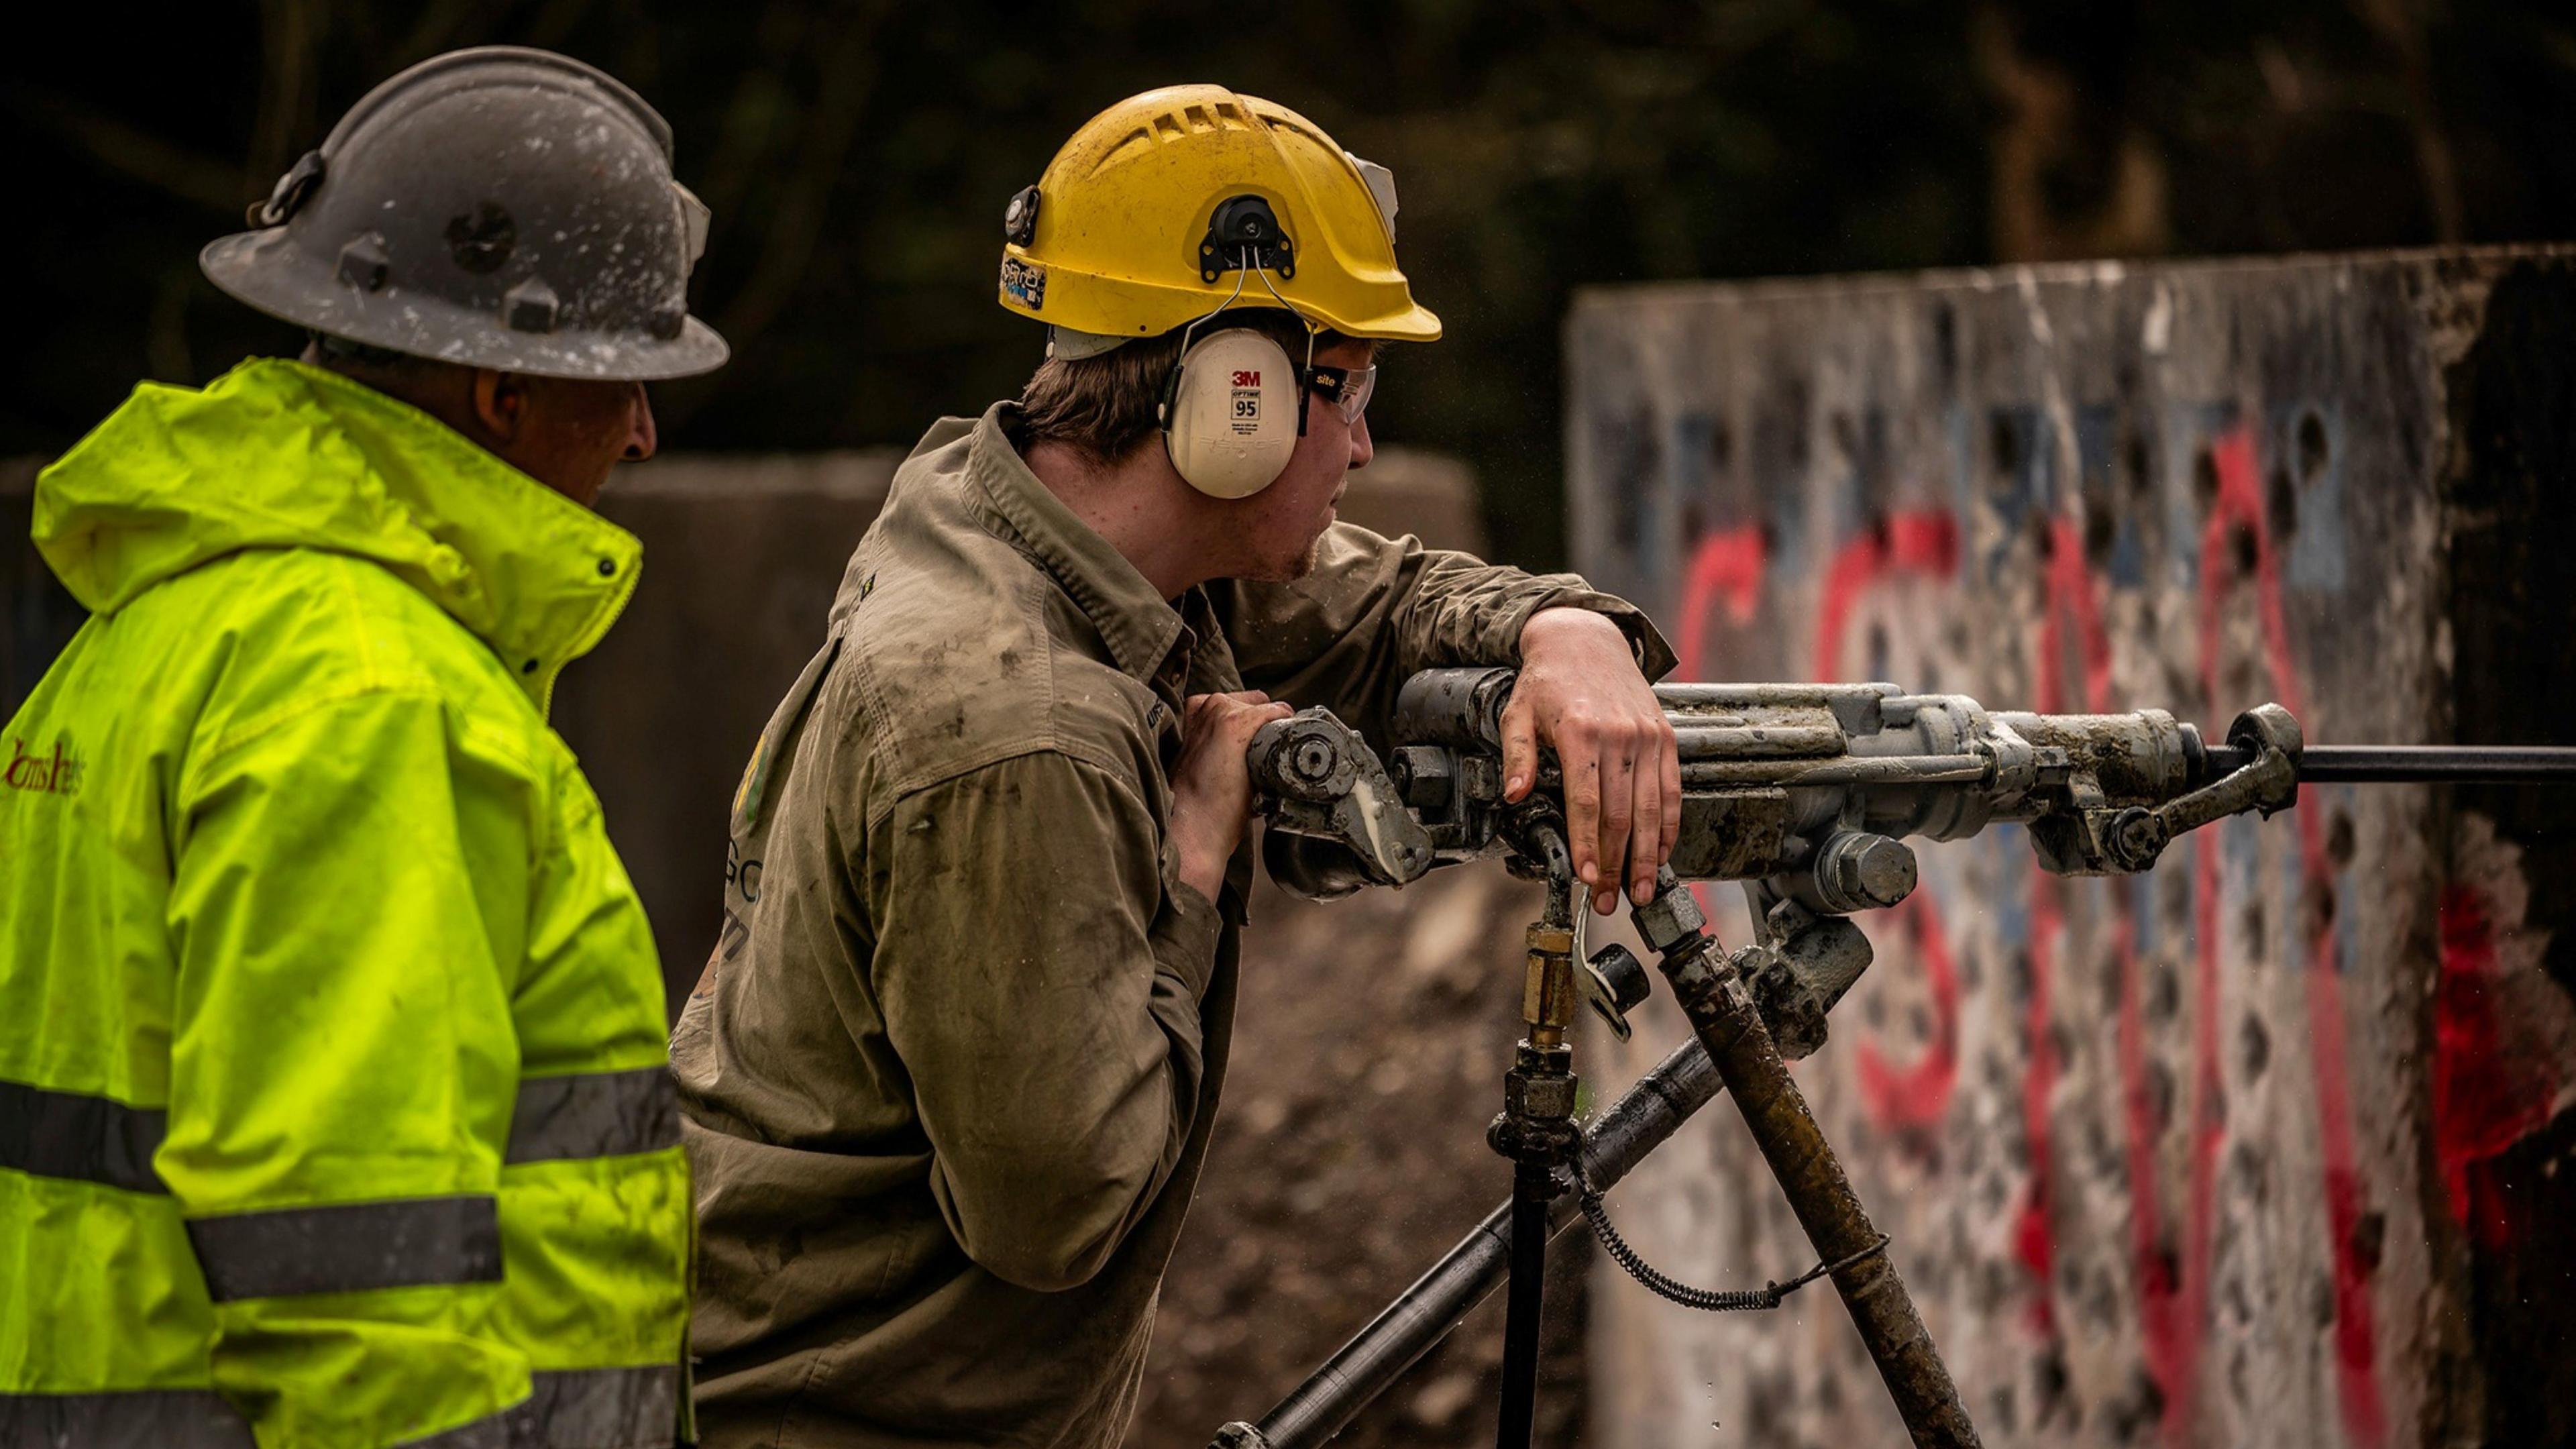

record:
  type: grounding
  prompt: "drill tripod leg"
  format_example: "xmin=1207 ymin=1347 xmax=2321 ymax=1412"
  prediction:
xmin=1633 ymin=881 xmax=1983 ymax=1449
xmin=1208 ymin=1036 xmax=1725 ymax=1449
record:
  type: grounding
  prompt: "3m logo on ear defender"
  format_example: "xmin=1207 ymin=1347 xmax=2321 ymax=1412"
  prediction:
xmin=1232 ymin=370 xmax=1261 ymax=386
xmin=1000 ymin=256 xmax=1046 ymax=310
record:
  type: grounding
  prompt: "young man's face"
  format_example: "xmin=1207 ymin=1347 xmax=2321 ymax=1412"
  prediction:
xmin=1232 ymin=336 xmax=1376 ymax=582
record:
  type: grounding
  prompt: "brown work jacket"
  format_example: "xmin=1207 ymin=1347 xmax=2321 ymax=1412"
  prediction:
xmin=671 ymin=404 xmax=1669 ymax=1448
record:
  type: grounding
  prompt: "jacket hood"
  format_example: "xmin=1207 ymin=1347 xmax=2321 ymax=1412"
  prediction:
xmin=33 ymin=358 xmax=642 ymax=686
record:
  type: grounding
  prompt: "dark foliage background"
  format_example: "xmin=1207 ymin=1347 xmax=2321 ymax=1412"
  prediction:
xmin=9 ymin=0 xmax=2576 ymax=566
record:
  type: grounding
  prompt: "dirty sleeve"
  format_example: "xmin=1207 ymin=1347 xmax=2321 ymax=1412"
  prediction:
xmin=866 ymin=747 xmax=1218 ymax=1293
xmin=1213 ymin=522 xmax=1676 ymax=743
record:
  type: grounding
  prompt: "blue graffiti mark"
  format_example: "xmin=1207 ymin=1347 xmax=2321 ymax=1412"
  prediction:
xmin=2075 ymin=403 xmax=2151 ymax=588
xmin=1983 ymin=405 xmax=2049 ymax=585
xmin=1670 ymin=411 xmax=1719 ymax=504
xmin=2221 ymin=816 xmax=2264 ymax=941
xmin=1942 ymin=402 xmax=1976 ymax=526
xmin=1970 ymin=826 xmax=2034 ymax=953
xmin=2128 ymin=871 xmax=2159 ymax=955
xmin=2159 ymin=400 xmax=2240 ymax=592
xmin=2267 ymin=401 xmax=2350 ymax=594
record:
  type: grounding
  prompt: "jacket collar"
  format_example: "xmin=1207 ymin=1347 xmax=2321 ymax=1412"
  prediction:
xmin=960 ymin=403 xmax=1190 ymax=686
xmin=34 ymin=358 xmax=641 ymax=712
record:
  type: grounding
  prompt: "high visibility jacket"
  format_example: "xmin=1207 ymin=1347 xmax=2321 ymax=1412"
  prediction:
xmin=0 ymin=359 xmax=689 ymax=1448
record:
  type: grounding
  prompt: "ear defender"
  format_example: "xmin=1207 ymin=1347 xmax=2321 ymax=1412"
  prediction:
xmin=1159 ymin=328 xmax=1300 ymax=498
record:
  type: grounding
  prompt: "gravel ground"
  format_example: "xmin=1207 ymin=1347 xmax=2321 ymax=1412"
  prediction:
xmin=1128 ymin=862 xmax=1593 ymax=1447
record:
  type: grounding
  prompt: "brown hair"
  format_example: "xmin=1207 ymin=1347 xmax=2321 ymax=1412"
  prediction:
xmin=1016 ymin=309 xmax=1353 ymax=466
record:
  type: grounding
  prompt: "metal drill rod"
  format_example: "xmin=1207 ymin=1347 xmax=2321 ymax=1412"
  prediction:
xmin=1211 ymin=1037 xmax=1725 ymax=1449
xmin=2202 ymin=743 xmax=2576 ymax=782
xmin=1646 ymin=911 xmax=1981 ymax=1448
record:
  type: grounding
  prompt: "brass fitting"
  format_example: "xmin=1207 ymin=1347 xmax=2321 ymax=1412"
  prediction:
xmin=1523 ymin=922 xmax=1578 ymax=1047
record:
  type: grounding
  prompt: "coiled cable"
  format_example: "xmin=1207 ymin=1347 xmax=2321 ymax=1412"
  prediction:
xmin=1570 ymin=1171 xmax=1888 ymax=1313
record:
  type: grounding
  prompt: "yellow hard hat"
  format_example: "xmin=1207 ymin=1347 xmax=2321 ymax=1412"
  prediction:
xmin=998 ymin=85 xmax=1440 ymax=349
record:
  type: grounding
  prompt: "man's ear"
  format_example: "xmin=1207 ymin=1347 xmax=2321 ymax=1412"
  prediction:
xmin=470 ymin=369 xmax=531 ymax=442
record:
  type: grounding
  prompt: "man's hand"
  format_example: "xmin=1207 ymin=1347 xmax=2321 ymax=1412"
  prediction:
xmin=1501 ymin=608 xmax=1680 ymax=914
xmin=1169 ymin=690 xmax=1294 ymax=902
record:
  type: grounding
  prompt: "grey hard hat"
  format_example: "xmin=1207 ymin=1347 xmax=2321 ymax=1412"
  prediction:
xmin=201 ymin=46 xmax=729 ymax=381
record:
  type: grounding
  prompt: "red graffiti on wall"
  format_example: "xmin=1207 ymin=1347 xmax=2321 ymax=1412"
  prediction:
xmin=1674 ymin=526 xmax=1768 ymax=682
xmin=2194 ymin=427 xmax=2383 ymax=1446
xmin=1672 ymin=525 xmax=1772 ymax=924
xmin=1745 ymin=429 xmax=2394 ymax=1443
xmin=1855 ymin=893 xmax=1962 ymax=1132
xmin=2433 ymin=883 xmax=2560 ymax=1250
xmin=1811 ymin=513 xmax=1961 ymax=685
xmin=2012 ymin=515 xmax=2113 ymax=1330
xmin=1811 ymin=514 xmax=1966 ymax=1128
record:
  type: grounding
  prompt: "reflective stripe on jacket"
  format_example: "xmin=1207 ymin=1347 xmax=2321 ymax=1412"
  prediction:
xmin=0 ymin=359 xmax=688 ymax=1447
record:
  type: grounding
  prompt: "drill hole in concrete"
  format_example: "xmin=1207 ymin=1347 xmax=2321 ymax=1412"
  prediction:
xmin=2296 ymin=408 xmax=2330 ymax=486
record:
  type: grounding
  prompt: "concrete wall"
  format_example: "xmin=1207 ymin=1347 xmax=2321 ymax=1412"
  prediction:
xmin=1566 ymin=248 xmax=2576 ymax=1449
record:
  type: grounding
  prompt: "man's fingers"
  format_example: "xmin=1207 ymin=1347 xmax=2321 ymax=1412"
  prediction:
xmin=1595 ymin=746 xmax=1636 ymax=913
xmin=1562 ymin=742 xmax=1603 ymax=895
xmin=1658 ymin=725 xmax=1682 ymax=860
xmin=1499 ymin=696 xmax=1540 ymax=803
xmin=1218 ymin=699 xmax=1291 ymax=747
xmin=1628 ymin=750 xmax=1664 ymax=904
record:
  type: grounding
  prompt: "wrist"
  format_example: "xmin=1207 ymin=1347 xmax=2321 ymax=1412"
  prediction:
xmin=1169 ymin=817 xmax=1234 ymax=901
xmin=1520 ymin=605 xmax=1627 ymax=659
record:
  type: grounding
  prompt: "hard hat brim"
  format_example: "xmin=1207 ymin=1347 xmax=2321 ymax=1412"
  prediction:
xmin=202 ymin=229 xmax=732 ymax=382
xmin=1362 ymin=301 xmax=1444 ymax=344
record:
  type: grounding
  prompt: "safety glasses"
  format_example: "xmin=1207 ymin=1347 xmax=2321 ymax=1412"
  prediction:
xmin=1304 ymin=363 xmax=1378 ymax=426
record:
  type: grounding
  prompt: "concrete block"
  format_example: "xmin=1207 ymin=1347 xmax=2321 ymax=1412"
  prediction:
xmin=1567 ymin=247 xmax=2576 ymax=1448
